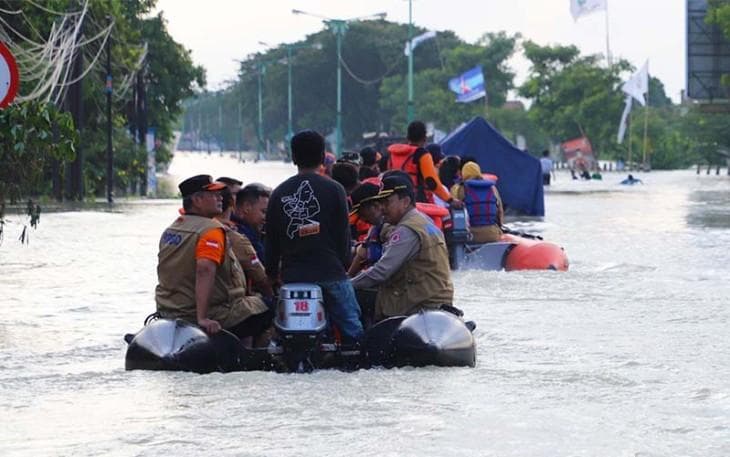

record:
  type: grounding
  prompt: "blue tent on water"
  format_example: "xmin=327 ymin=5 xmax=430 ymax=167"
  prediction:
xmin=440 ymin=117 xmax=545 ymax=217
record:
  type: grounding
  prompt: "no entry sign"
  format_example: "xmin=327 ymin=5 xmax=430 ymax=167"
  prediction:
xmin=0 ymin=41 xmax=20 ymax=108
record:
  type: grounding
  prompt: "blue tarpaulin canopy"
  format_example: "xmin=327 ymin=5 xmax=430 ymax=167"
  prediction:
xmin=440 ymin=117 xmax=545 ymax=216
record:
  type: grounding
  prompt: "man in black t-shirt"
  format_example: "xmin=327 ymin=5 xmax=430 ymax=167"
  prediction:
xmin=265 ymin=130 xmax=364 ymax=343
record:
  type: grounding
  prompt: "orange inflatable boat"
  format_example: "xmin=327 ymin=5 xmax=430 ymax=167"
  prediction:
xmin=416 ymin=204 xmax=569 ymax=272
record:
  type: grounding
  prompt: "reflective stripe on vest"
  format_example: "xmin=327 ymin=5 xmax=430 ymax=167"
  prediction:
xmin=463 ymin=179 xmax=498 ymax=226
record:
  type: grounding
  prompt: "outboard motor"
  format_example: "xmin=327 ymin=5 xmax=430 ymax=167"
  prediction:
xmin=445 ymin=207 xmax=470 ymax=269
xmin=274 ymin=283 xmax=328 ymax=372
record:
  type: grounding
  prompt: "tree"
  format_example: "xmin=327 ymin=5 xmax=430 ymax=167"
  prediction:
xmin=0 ymin=101 xmax=77 ymax=204
xmin=519 ymin=41 xmax=630 ymax=157
xmin=379 ymin=32 xmax=520 ymax=134
xmin=0 ymin=0 xmax=204 ymax=198
xmin=707 ymin=0 xmax=730 ymax=86
xmin=183 ymin=23 xmax=520 ymax=150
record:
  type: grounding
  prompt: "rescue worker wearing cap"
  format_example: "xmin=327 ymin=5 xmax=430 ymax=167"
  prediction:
xmin=450 ymin=161 xmax=504 ymax=243
xmin=347 ymin=182 xmax=392 ymax=277
xmin=155 ymin=174 xmax=272 ymax=339
xmin=351 ymin=176 xmax=454 ymax=320
xmin=387 ymin=121 xmax=463 ymax=208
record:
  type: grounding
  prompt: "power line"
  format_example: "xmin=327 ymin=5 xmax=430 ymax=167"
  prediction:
xmin=338 ymin=53 xmax=401 ymax=85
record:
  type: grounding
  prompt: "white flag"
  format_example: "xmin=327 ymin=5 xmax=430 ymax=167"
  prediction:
xmin=622 ymin=60 xmax=649 ymax=106
xmin=617 ymin=95 xmax=632 ymax=143
xmin=570 ymin=0 xmax=607 ymax=20
xmin=404 ymin=31 xmax=437 ymax=56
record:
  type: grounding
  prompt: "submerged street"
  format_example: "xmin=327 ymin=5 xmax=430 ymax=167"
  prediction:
xmin=1 ymin=153 xmax=728 ymax=456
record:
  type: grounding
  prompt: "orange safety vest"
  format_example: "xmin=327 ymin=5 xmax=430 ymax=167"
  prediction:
xmin=349 ymin=214 xmax=372 ymax=243
xmin=387 ymin=144 xmax=432 ymax=203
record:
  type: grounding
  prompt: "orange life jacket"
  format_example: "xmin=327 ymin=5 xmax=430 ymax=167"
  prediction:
xmin=349 ymin=214 xmax=372 ymax=242
xmin=387 ymin=144 xmax=432 ymax=203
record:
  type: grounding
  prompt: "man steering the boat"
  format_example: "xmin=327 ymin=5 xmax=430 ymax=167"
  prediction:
xmin=351 ymin=175 xmax=454 ymax=321
xmin=155 ymin=174 xmax=272 ymax=339
xmin=264 ymin=130 xmax=364 ymax=345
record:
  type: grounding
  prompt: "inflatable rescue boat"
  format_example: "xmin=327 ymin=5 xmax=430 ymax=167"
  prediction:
xmin=125 ymin=283 xmax=476 ymax=374
xmin=416 ymin=203 xmax=569 ymax=272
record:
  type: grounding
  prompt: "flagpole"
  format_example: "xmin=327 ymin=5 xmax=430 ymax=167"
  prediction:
xmin=484 ymin=90 xmax=489 ymax=118
xmin=642 ymin=86 xmax=650 ymax=170
xmin=604 ymin=2 xmax=612 ymax=66
xmin=628 ymin=110 xmax=633 ymax=170
xmin=407 ymin=0 xmax=414 ymax=123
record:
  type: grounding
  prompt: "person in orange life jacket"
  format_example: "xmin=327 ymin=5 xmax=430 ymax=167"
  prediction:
xmin=425 ymin=143 xmax=452 ymax=207
xmin=215 ymin=184 xmax=274 ymax=303
xmin=450 ymin=161 xmax=504 ymax=243
xmin=351 ymin=175 xmax=454 ymax=320
xmin=387 ymin=121 xmax=463 ymax=208
xmin=347 ymin=182 xmax=390 ymax=277
xmin=155 ymin=175 xmax=272 ymax=338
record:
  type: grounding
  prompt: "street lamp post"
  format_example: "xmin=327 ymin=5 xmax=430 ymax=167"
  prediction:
xmin=293 ymin=9 xmax=386 ymax=157
xmin=328 ymin=19 xmax=347 ymax=156
xmin=287 ymin=45 xmax=293 ymax=156
xmin=407 ymin=0 xmax=414 ymax=123
xmin=256 ymin=61 xmax=266 ymax=162
xmin=260 ymin=41 xmax=321 ymax=161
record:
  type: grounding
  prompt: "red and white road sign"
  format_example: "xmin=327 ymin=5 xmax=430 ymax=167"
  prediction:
xmin=0 ymin=41 xmax=20 ymax=108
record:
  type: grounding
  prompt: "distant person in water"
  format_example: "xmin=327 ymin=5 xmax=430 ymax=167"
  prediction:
xmin=620 ymin=174 xmax=643 ymax=185
xmin=540 ymin=150 xmax=554 ymax=185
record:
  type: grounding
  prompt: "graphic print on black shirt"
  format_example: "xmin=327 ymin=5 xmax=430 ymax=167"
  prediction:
xmin=282 ymin=180 xmax=321 ymax=239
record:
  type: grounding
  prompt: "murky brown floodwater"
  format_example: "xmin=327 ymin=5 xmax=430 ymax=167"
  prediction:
xmin=1 ymin=153 xmax=729 ymax=456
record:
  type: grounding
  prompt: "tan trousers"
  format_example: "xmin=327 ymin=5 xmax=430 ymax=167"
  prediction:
xmin=470 ymin=225 xmax=503 ymax=243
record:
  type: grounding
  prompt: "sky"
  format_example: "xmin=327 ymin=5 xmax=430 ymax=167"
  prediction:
xmin=154 ymin=0 xmax=686 ymax=102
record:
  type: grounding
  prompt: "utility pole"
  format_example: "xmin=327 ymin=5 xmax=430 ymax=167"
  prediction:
xmin=137 ymin=59 xmax=148 ymax=195
xmin=287 ymin=45 xmax=293 ymax=160
xmin=279 ymin=41 xmax=321 ymax=161
xmin=237 ymin=100 xmax=242 ymax=161
xmin=105 ymin=16 xmax=113 ymax=204
xmin=197 ymin=104 xmax=201 ymax=152
xmin=257 ymin=61 xmax=266 ymax=161
xmin=293 ymin=9 xmax=386 ymax=157
xmin=324 ymin=19 xmax=348 ymax=157
xmin=407 ymin=0 xmax=414 ymax=123
xmin=66 ymin=17 xmax=85 ymax=201
xmin=218 ymin=101 xmax=223 ymax=151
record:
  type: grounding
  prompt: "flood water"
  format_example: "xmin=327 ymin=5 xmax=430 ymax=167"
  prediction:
xmin=1 ymin=153 xmax=729 ymax=456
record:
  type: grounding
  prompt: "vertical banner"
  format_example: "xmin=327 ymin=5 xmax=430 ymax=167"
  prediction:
xmin=146 ymin=127 xmax=156 ymax=196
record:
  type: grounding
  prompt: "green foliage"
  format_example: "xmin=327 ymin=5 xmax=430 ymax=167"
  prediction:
xmin=184 ymin=22 xmax=520 ymax=149
xmin=519 ymin=41 xmax=631 ymax=157
xmin=1 ymin=0 xmax=203 ymax=200
xmin=707 ymin=0 xmax=730 ymax=86
xmin=0 ymin=101 xmax=77 ymax=203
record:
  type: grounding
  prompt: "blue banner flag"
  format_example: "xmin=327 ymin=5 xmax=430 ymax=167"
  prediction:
xmin=448 ymin=66 xmax=486 ymax=103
